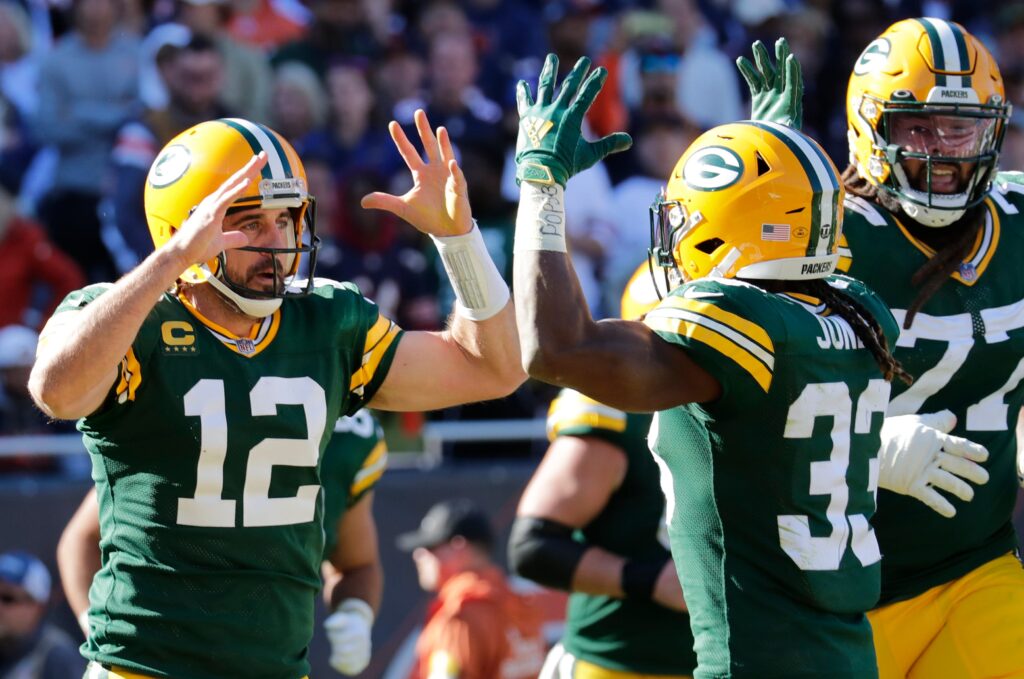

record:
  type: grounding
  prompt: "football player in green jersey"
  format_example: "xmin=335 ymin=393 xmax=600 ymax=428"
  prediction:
xmin=512 ymin=53 xmax=909 ymax=679
xmin=509 ymin=263 xmax=695 ymax=679
xmin=740 ymin=22 xmax=1024 ymax=678
xmin=57 ymin=409 xmax=388 ymax=676
xmin=28 ymin=112 xmax=523 ymax=679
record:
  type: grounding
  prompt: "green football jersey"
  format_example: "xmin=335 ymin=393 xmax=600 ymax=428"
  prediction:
xmin=59 ymin=281 xmax=402 ymax=679
xmin=839 ymin=185 xmax=1024 ymax=604
xmin=321 ymin=409 xmax=387 ymax=560
xmin=644 ymin=275 xmax=899 ymax=679
xmin=546 ymin=389 xmax=696 ymax=676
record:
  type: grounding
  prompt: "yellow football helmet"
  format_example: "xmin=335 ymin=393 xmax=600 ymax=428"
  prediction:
xmin=620 ymin=258 xmax=668 ymax=321
xmin=144 ymin=118 xmax=318 ymax=314
xmin=847 ymin=18 xmax=1010 ymax=227
xmin=650 ymin=120 xmax=843 ymax=282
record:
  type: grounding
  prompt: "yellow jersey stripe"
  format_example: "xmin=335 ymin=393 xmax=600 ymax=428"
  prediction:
xmin=114 ymin=347 xmax=142 ymax=404
xmin=547 ymin=392 xmax=627 ymax=439
xmin=645 ymin=315 xmax=773 ymax=391
xmin=892 ymin=198 xmax=999 ymax=286
xmin=349 ymin=316 xmax=401 ymax=394
xmin=176 ymin=293 xmax=282 ymax=356
xmin=660 ymin=297 xmax=773 ymax=353
xmin=351 ymin=441 xmax=388 ymax=496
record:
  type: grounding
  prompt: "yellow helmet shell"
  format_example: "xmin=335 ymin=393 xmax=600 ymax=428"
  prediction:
xmin=620 ymin=258 xmax=669 ymax=320
xmin=144 ymin=118 xmax=311 ymax=285
xmin=657 ymin=121 xmax=843 ymax=281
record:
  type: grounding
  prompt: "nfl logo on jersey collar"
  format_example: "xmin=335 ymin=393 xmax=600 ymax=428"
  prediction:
xmin=959 ymin=262 xmax=977 ymax=282
xmin=235 ymin=338 xmax=256 ymax=354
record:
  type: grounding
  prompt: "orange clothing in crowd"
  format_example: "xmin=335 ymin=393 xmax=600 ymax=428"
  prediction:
xmin=228 ymin=0 xmax=307 ymax=51
xmin=409 ymin=567 xmax=547 ymax=679
xmin=0 ymin=216 xmax=85 ymax=328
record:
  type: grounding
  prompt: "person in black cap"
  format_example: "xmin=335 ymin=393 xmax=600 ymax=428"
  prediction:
xmin=398 ymin=499 xmax=546 ymax=679
xmin=0 ymin=550 xmax=85 ymax=679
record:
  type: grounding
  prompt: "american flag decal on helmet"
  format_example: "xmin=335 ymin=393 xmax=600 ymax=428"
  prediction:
xmin=761 ymin=223 xmax=791 ymax=242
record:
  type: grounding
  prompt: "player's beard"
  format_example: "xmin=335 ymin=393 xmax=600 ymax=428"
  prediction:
xmin=243 ymin=258 xmax=287 ymax=296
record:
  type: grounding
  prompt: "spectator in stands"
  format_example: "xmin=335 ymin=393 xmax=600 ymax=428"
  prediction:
xmin=272 ymin=0 xmax=385 ymax=77
xmin=395 ymin=31 xmax=504 ymax=151
xmin=462 ymin=0 xmax=546 ymax=105
xmin=297 ymin=58 xmax=401 ymax=185
xmin=0 ymin=550 xmax=85 ymax=678
xmin=34 ymin=0 xmax=141 ymax=284
xmin=373 ymin=45 xmax=426 ymax=126
xmin=269 ymin=60 xmax=328 ymax=146
xmin=107 ymin=34 xmax=232 ymax=270
xmin=617 ymin=0 xmax=741 ymax=129
xmin=176 ymin=0 xmax=271 ymax=123
xmin=0 ymin=1 xmax=42 ymax=120
xmin=0 ymin=186 xmax=84 ymax=330
xmin=0 ymin=325 xmax=47 ymax=436
xmin=316 ymin=169 xmax=440 ymax=331
xmin=399 ymin=499 xmax=547 ymax=679
xmin=606 ymin=112 xmax=697 ymax=301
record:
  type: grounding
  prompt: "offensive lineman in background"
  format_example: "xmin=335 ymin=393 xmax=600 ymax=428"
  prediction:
xmin=57 ymin=409 xmax=388 ymax=676
xmin=740 ymin=20 xmax=1023 ymax=678
xmin=509 ymin=263 xmax=695 ymax=679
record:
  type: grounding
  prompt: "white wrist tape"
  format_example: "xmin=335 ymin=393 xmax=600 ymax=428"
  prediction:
xmin=515 ymin=181 xmax=568 ymax=253
xmin=431 ymin=222 xmax=510 ymax=321
xmin=336 ymin=598 xmax=375 ymax=625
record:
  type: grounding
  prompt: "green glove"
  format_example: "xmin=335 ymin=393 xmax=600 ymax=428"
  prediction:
xmin=737 ymin=38 xmax=804 ymax=129
xmin=515 ymin=53 xmax=632 ymax=187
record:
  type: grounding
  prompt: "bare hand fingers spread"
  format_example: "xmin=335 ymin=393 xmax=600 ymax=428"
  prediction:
xmin=389 ymin=120 xmax=424 ymax=171
xmin=414 ymin=109 xmax=440 ymax=165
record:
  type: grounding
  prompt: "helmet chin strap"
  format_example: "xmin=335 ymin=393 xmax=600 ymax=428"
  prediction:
xmin=898 ymin=199 xmax=964 ymax=228
xmin=207 ymin=274 xmax=283 ymax=318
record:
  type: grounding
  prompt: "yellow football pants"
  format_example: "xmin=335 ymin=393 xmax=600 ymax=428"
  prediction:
xmin=869 ymin=552 xmax=1024 ymax=679
xmin=539 ymin=643 xmax=692 ymax=679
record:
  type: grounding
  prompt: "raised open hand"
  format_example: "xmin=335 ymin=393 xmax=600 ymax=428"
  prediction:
xmin=737 ymin=38 xmax=804 ymax=129
xmin=361 ymin=109 xmax=472 ymax=237
xmin=515 ymin=53 xmax=632 ymax=187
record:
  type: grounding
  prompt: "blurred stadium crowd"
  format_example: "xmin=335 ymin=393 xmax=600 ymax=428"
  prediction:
xmin=2 ymin=0 xmax=1024 ymax=448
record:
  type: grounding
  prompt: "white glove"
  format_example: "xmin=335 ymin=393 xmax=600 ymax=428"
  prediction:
xmin=878 ymin=410 xmax=989 ymax=518
xmin=324 ymin=598 xmax=374 ymax=676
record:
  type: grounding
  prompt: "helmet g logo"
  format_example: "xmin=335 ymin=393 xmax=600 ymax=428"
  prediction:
xmin=148 ymin=144 xmax=191 ymax=188
xmin=683 ymin=147 xmax=744 ymax=191
xmin=853 ymin=38 xmax=891 ymax=75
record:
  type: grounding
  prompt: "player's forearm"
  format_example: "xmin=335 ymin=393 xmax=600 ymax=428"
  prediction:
xmin=30 ymin=247 xmax=187 ymax=419
xmin=57 ymin=523 xmax=100 ymax=619
xmin=513 ymin=183 xmax=599 ymax=380
xmin=325 ymin=561 xmax=383 ymax=614
xmin=445 ymin=302 xmax=526 ymax=399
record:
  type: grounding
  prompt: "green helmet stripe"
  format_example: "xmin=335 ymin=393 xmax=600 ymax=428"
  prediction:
xmin=220 ymin=118 xmax=292 ymax=180
xmin=920 ymin=18 xmax=972 ymax=89
xmin=917 ymin=18 xmax=947 ymax=87
xmin=950 ymin=22 xmax=972 ymax=88
xmin=744 ymin=122 xmax=839 ymax=258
